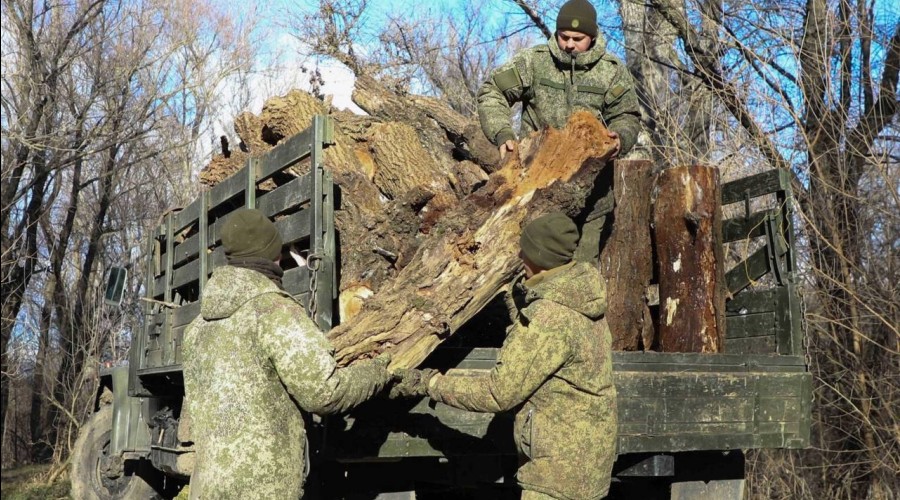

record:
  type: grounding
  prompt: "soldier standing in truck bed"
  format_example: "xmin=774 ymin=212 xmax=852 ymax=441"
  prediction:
xmin=183 ymin=208 xmax=392 ymax=499
xmin=477 ymin=0 xmax=642 ymax=264
xmin=393 ymin=212 xmax=617 ymax=499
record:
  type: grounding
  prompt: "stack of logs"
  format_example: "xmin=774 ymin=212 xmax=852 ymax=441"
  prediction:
xmin=200 ymin=79 xmax=725 ymax=369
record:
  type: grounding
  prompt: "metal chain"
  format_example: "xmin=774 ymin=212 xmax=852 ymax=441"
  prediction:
xmin=307 ymin=253 xmax=321 ymax=324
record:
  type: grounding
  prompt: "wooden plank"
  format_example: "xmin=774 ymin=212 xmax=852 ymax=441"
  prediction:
xmin=283 ymin=266 xmax=310 ymax=295
xmin=171 ymin=258 xmax=200 ymax=290
xmin=258 ymin=126 xmax=316 ymax=180
xmin=722 ymin=209 xmax=779 ymax=243
xmin=199 ymin=192 xmax=209 ymax=292
xmin=721 ymin=169 xmax=788 ymax=205
xmin=617 ymin=431 xmax=804 ymax=454
xmin=208 ymin=167 xmax=248 ymax=209
xmin=274 ymin=208 xmax=312 ymax=245
xmin=153 ymin=274 xmax=165 ymax=299
xmin=209 ymin=248 xmax=226 ymax=272
xmin=775 ymin=283 xmax=803 ymax=356
xmin=170 ymin=323 xmax=187 ymax=366
xmin=726 ymin=289 xmax=776 ymax=314
xmin=257 ymin=175 xmax=312 ymax=218
xmin=164 ymin=215 xmax=174 ymax=303
xmin=172 ymin=197 xmax=202 ymax=235
xmin=725 ymin=336 xmax=777 ymax=354
xmin=613 ymin=372 xmax=805 ymax=398
xmin=620 ymin=402 xmax=755 ymax=428
xmin=726 ymin=312 xmax=777 ymax=339
xmin=172 ymin=233 xmax=201 ymax=268
xmin=173 ymin=302 xmax=201 ymax=328
xmin=618 ymin=422 xmax=801 ymax=435
xmin=726 ymin=246 xmax=771 ymax=294
xmin=246 ymin=157 xmax=257 ymax=208
xmin=611 ymin=351 xmax=805 ymax=368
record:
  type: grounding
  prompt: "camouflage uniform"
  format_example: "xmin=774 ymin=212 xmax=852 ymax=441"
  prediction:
xmin=429 ymin=261 xmax=617 ymax=500
xmin=477 ymin=35 xmax=641 ymax=156
xmin=478 ymin=36 xmax=641 ymax=264
xmin=183 ymin=265 xmax=391 ymax=499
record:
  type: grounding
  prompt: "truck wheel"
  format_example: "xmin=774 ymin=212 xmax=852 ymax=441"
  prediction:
xmin=71 ymin=405 xmax=162 ymax=499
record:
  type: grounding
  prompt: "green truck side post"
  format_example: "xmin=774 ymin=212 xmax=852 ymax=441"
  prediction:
xmin=74 ymin=117 xmax=810 ymax=499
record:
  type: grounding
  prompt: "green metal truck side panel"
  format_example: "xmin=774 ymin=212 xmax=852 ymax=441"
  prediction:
xmin=324 ymin=356 xmax=811 ymax=459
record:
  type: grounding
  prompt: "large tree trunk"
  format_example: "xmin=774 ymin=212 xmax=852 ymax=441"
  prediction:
xmin=327 ymin=111 xmax=617 ymax=368
xmin=601 ymin=160 xmax=657 ymax=351
xmin=654 ymin=165 xmax=725 ymax=352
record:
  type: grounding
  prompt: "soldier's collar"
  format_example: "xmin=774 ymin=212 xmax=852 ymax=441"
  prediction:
xmin=524 ymin=261 xmax=577 ymax=289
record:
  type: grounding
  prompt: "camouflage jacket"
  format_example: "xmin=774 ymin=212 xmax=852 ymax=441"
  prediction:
xmin=183 ymin=265 xmax=391 ymax=499
xmin=477 ymin=35 xmax=641 ymax=156
xmin=429 ymin=262 xmax=617 ymax=500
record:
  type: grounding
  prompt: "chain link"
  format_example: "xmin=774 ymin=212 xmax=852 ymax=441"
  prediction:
xmin=307 ymin=253 xmax=321 ymax=324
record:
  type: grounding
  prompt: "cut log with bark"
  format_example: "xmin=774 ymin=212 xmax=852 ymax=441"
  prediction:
xmin=327 ymin=111 xmax=617 ymax=369
xmin=654 ymin=165 xmax=726 ymax=353
xmin=601 ymin=160 xmax=657 ymax=351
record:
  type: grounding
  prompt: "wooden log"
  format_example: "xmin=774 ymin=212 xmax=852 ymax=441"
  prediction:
xmin=654 ymin=165 xmax=726 ymax=353
xmin=366 ymin=121 xmax=457 ymax=219
xmin=601 ymin=160 xmax=656 ymax=351
xmin=328 ymin=111 xmax=618 ymax=368
xmin=353 ymin=75 xmax=499 ymax=171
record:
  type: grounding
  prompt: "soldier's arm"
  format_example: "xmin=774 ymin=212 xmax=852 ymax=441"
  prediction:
xmin=477 ymin=50 xmax=534 ymax=146
xmin=602 ymin=57 xmax=642 ymax=156
xmin=257 ymin=295 xmax=392 ymax=415
xmin=429 ymin=301 xmax=570 ymax=412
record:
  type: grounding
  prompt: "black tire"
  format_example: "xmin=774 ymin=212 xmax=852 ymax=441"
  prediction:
xmin=71 ymin=405 xmax=162 ymax=499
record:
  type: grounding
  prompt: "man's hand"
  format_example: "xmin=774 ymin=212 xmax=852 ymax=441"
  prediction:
xmin=389 ymin=368 xmax=439 ymax=398
xmin=499 ymin=139 xmax=517 ymax=161
xmin=606 ymin=130 xmax=621 ymax=159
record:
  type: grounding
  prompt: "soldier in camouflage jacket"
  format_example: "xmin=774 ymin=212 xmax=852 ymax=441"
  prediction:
xmin=183 ymin=209 xmax=392 ymax=499
xmin=396 ymin=213 xmax=617 ymax=500
xmin=478 ymin=0 xmax=641 ymax=160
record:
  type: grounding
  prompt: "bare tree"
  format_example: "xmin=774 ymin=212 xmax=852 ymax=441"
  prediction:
xmin=633 ymin=0 xmax=899 ymax=497
xmin=1 ymin=0 xmax=259 ymax=466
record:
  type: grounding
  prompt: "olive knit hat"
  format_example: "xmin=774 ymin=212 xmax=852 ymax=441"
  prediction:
xmin=556 ymin=0 xmax=599 ymax=38
xmin=220 ymin=208 xmax=283 ymax=261
xmin=520 ymin=212 xmax=580 ymax=270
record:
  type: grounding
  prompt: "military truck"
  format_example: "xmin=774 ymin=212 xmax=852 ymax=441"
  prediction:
xmin=72 ymin=116 xmax=810 ymax=499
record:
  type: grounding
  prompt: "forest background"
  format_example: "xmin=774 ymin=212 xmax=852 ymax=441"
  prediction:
xmin=1 ymin=0 xmax=897 ymax=498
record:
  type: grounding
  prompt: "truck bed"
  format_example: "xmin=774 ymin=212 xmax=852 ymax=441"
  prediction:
xmin=324 ymin=349 xmax=810 ymax=460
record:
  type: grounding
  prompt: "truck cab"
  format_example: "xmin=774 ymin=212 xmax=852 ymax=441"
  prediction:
xmin=73 ymin=116 xmax=809 ymax=499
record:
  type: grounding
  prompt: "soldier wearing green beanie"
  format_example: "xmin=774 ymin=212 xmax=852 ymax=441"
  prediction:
xmin=477 ymin=0 xmax=642 ymax=268
xmin=220 ymin=207 xmax=283 ymax=261
xmin=392 ymin=212 xmax=618 ymax=499
xmin=477 ymin=0 xmax=639 ymax=161
xmin=183 ymin=207 xmax=393 ymax=499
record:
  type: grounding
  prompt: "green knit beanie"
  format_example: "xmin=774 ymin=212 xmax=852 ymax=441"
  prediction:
xmin=220 ymin=208 xmax=283 ymax=261
xmin=556 ymin=0 xmax=599 ymax=38
xmin=520 ymin=212 xmax=580 ymax=270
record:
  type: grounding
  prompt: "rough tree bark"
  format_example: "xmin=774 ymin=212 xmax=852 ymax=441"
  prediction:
xmin=327 ymin=112 xmax=617 ymax=368
xmin=654 ymin=165 xmax=725 ymax=352
xmin=600 ymin=160 xmax=656 ymax=351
